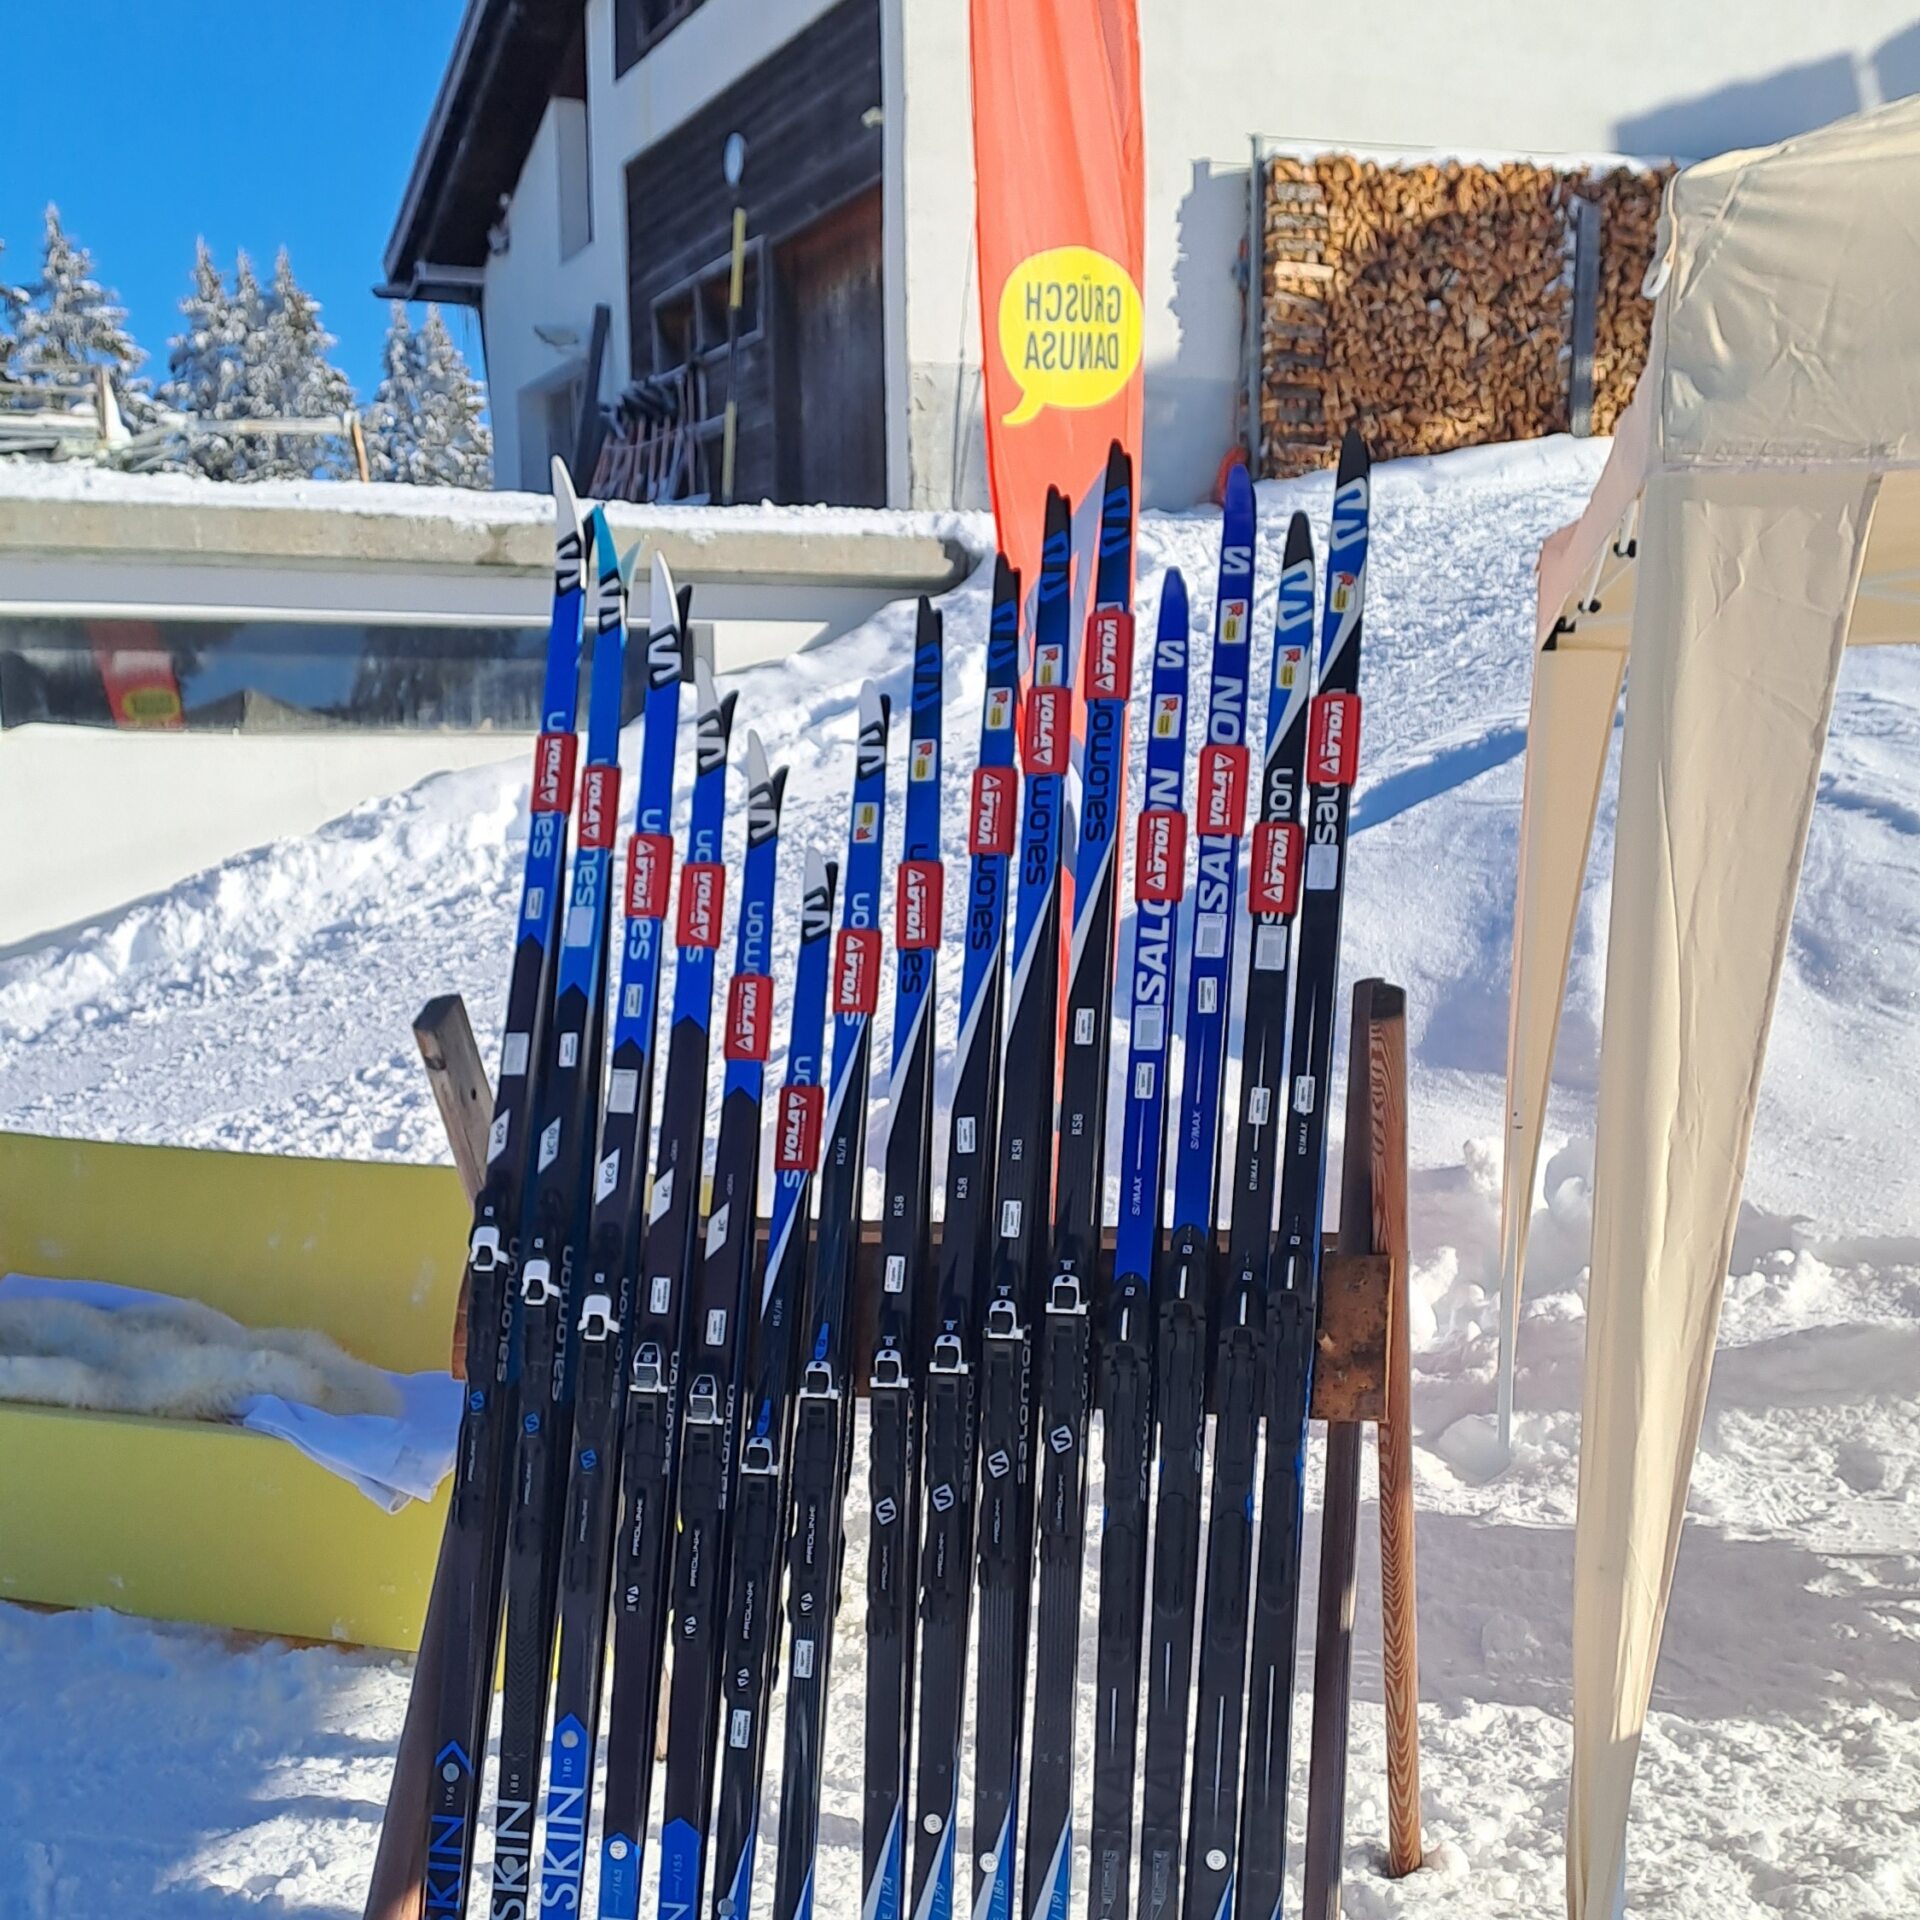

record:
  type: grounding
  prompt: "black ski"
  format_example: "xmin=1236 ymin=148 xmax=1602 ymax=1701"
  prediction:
xmin=770 ymin=683 xmax=891 ymax=1920
xmin=909 ymin=559 xmax=1022 ymax=1920
xmin=706 ymin=847 xmax=838 ymax=1920
xmin=597 ymin=665 xmax=738 ymax=1920
xmin=971 ymin=488 xmax=1073 ymax=1920
xmin=1236 ymin=430 xmax=1371 ymax=1920
xmin=1136 ymin=467 xmax=1256 ymax=1920
xmin=539 ymin=554 xmax=688 ymax=1920
xmin=863 ymin=604 xmax=946 ymax=1920
xmin=490 ymin=509 xmax=630 ymax=1917
xmin=657 ymin=735 xmax=788 ymax=1920
xmin=1023 ymin=444 xmax=1136 ymax=1920
xmin=1088 ymin=571 xmax=1193 ymax=1920
xmin=422 ymin=460 xmax=588 ymax=1920
xmin=1180 ymin=512 xmax=1315 ymax=1920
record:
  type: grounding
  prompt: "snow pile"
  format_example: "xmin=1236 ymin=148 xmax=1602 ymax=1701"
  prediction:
xmin=3 ymin=437 xmax=1919 ymax=1914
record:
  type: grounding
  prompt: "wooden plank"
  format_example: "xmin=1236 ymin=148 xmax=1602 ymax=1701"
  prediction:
xmin=1370 ymin=985 xmax=1425 ymax=1876
xmin=1301 ymin=978 xmax=1383 ymax=1920
xmin=363 ymin=999 xmax=493 ymax=1920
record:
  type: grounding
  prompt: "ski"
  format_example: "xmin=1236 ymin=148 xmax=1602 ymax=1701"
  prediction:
xmin=422 ymin=459 xmax=588 ymax=1920
xmin=909 ymin=559 xmax=1022 ymax=1920
xmin=1180 ymin=511 xmax=1315 ymax=1920
xmin=1023 ymin=444 xmax=1136 ymax=1920
xmin=862 ymin=604 xmax=946 ymax=1920
xmin=598 ymin=664 xmax=739 ymax=1920
xmin=488 ymin=508 xmax=629 ymax=1915
xmin=539 ymin=554 xmax=689 ymax=1920
xmin=1236 ymin=430 xmax=1371 ymax=1920
xmin=707 ymin=849 xmax=837 ymax=1920
xmin=1137 ymin=464 xmax=1256 ymax=1920
xmin=1087 ymin=570 xmax=1191 ymax=1920
xmin=971 ymin=488 xmax=1073 ymax=1920
xmin=770 ymin=683 xmax=891 ymax=1920
xmin=656 ymin=734 xmax=787 ymax=1920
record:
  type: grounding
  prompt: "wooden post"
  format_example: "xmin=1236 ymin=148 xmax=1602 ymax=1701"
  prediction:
xmin=361 ymin=997 xmax=492 ymax=1920
xmin=349 ymin=410 xmax=372 ymax=484
xmin=1371 ymin=990 xmax=1424 ymax=1876
xmin=1301 ymin=979 xmax=1381 ymax=1920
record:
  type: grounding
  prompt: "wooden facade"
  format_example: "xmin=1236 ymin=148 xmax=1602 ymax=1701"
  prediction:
xmin=623 ymin=0 xmax=886 ymax=506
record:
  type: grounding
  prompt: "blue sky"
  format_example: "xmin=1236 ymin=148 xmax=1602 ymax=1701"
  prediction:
xmin=0 ymin=0 xmax=478 ymax=400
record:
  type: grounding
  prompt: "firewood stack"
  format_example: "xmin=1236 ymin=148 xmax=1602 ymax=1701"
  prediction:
xmin=1259 ymin=155 xmax=1673 ymax=476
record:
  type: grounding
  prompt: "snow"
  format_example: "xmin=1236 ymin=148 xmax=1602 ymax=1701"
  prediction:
xmin=4 ymin=434 xmax=1920 ymax=1915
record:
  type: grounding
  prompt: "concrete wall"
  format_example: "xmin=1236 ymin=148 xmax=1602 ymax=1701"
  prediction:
xmin=0 ymin=726 xmax=524 ymax=951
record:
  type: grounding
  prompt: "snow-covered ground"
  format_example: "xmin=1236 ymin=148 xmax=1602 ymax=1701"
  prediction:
xmin=3 ymin=437 xmax=1918 ymax=1917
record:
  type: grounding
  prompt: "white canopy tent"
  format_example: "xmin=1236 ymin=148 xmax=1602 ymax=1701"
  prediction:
xmin=1493 ymin=95 xmax=1920 ymax=1918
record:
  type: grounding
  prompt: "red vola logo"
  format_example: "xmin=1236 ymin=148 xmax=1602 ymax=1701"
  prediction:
xmin=1023 ymin=685 xmax=1069 ymax=776
xmin=775 ymin=1082 xmax=825 ymax=1171
xmin=1134 ymin=809 xmax=1187 ymax=904
xmin=1197 ymin=743 xmax=1248 ymax=837
xmin=970 ymin=766 xmax=1016 ymax=855
xmin=835 ymin=926 xmax=880 ymax=1014
xmin=726 ymin=972 xmax=773 ymax=1061
xmin=626 ymin=833 xmax=673 ymax=918
xmin=531 ymin=730 xmax=577 ymax=814
xmin=1308 ymin=692 xmax=1361 ymax=786
xmin=897 ymin=859 xmax=944 ymax=949
xmin=1084 ymin=609 xmax=1135 ymax=701
xmin=1250 ymin=821 xmax=1303 ymax=916
xmin=677 ymin=862 xmax=726 ymax=948
xmin=578 ymin=765 xmax=621 ymax=850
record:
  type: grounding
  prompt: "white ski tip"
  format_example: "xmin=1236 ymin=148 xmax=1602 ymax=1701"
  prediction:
xmin=858 ymin=679 xmax=884 ymax=732
xmin=695 ymin=656 xmax=718 ymax=713
xmin=618 ymin=540 xmax=646 ymax=593
xmin=746 ymin=730 xmax=771 ymax=791
xmin=551 ymin=455 xmax=582 ymax=542
xmin=804 ymin=844 xmax=829 ymax=894
xmin=651 ymin=552 xmax=679 ymax=641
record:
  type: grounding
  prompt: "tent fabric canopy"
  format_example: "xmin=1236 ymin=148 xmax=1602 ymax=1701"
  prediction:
xmin=1497 ymin=93 xmax=1920 ymax=1920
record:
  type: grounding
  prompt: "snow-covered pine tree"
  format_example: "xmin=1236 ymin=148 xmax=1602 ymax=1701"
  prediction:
xmin=160 ymin=240 xmax=253 ymax=480
xmin=0 ymin=239 xmax=27 ymax=382
xmin=363 ymin=303 xmax=493 ymax=488
xmin=11 ymin=205 xmax=155 ymax=425
xmin=250 ymin=248 xmax=355 ymax=480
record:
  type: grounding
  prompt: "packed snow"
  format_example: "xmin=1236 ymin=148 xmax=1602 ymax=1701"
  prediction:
xmin=3 ymin=436 xmax=1918 ymax=1917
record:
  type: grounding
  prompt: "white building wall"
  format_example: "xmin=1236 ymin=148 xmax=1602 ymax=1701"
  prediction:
xmin=481 ymin=0 xmax=1920 ymax=509
xmin=893 ymin=0 xmax=1920 ymax=510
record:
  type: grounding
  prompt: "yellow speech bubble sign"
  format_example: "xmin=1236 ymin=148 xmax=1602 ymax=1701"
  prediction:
xmin=997 ymin=245 xmax=1143 ymax=427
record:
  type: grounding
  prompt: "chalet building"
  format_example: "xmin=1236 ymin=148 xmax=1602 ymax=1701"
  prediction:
xmin=381 ymin=0 xmax=1919 ymax=511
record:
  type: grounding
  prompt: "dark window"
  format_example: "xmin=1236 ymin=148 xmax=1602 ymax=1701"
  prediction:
xmin=614 ymin=0 xmax=708 ymax=77
xmin=650 ymin=244 xmax=764 ymax=372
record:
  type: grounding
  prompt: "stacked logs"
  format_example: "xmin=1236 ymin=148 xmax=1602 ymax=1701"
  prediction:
xmin=1259 ymin=154 xmax=1672 ymax=476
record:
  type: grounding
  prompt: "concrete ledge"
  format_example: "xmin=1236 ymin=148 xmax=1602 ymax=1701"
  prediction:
xmin=0 ymin=467 xmax=980 ymax=592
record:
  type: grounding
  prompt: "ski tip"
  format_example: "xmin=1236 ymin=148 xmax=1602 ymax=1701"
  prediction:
xmin=694 ymin=655 xmax=718 ymax=714
xmin=804 ymin=843 xmax=833 ymax=904
xmin=616 ymin=539 xmax=646 ymax=593
xmin=1105 ymin=437 xmax=1131 ymax=489
xmin=650 ymin=552 xmax=679 ymax=642
xmin=990 ymin=554 xmax=1021 ymax=626
xmin=746 ymin=728 xmax=772 ymax=794
xmin=915 ymin=594 xmax=942 ymax=652
xmin=1044 ymin=484 xmax=1070 ymax=540
xmin=589 ymin=506 xmax=619 ymax=578
xmin=1224 ymin=456 xmax=1254 ymax=516
xmin=818 ymin=852 xmax=839 ymax=913
xmin=1283 ymin=509 xmax=1313 ymax=570
xmin=1336 ymin=425 xmax=1371 ymax=481
xmin=1158 ymin=564 xmax=1190 ymax=635
xmin=550 ymin=454 xmax=582 ymax=540
xmin=858 ymin=678 xmax=887 ymax=740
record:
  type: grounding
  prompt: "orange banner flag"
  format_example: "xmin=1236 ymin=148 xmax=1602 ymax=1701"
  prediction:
xmin=970 ymin=0 xmax=1144 ymax=605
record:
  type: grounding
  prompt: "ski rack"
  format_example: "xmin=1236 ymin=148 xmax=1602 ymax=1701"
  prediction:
xmin=373 ymin=981 xmax=1426 ymax=1920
